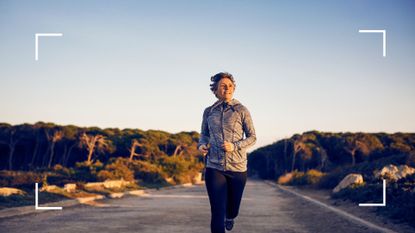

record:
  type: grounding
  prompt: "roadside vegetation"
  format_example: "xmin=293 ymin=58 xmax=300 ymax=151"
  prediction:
xmin=249 ymin=131 xmax=415 ymax=227
xmin=0 ymin=122 xmax=204 ymax=209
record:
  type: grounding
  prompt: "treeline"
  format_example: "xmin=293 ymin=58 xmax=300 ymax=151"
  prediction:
xmin=248 ymin=131 xmax=415 ymax=179
xmin=0 ymin=122 xmax=201 ymax=171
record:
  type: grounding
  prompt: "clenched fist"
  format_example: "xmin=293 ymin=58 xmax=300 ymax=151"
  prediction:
xmin=198 ymin=144 xmax=209 ymax=155
xmin=222 ymin=141 xmax=235 ymax=152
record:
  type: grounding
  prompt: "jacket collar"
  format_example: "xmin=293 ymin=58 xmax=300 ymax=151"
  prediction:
xmin=211 ymin=98 xmax=240 ymax=111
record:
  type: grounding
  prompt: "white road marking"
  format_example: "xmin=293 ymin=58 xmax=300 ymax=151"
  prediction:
xmin=264 ymin=181 xmax=396 ymax=233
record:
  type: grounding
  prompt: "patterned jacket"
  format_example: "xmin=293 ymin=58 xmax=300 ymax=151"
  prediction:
xmin=198 ymin=99 xmax=256 ymax=172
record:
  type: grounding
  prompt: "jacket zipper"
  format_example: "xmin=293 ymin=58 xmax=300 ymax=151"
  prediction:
xmin=221 ymin=106 xmax=226 ymax=171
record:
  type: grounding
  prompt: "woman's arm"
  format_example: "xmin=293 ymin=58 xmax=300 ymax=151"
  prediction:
xmin=197 ymin=107 xmax=210 ymax=149
xmin=234 ymin=107 xmax=256 ymax=150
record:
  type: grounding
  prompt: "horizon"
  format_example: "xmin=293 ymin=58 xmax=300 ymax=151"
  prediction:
xmin=1 ymin=120 xmax=414 ymax=152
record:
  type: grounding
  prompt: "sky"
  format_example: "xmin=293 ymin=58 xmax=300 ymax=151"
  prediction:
xmin=0 ymin=0 xmax=414 ymax=150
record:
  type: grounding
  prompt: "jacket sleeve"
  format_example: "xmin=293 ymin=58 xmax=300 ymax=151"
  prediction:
xmin=234 ymin=107 xmax=256 ymax=150
xmin=197 ymin=107 xmax=210 ymax=148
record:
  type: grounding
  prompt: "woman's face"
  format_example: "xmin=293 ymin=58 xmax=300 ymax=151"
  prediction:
xmin=215 ymin=78 xmax=234 ymax=102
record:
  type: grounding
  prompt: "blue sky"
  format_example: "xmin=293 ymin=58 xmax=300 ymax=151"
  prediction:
xmin=1 ymin=0 xmax=414 ymax=150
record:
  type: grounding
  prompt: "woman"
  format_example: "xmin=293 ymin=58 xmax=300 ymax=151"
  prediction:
xmin=198 ymin=72 xmax=256 ymax=233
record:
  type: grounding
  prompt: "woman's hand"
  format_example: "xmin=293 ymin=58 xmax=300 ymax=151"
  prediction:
xmin=222 ymin=141 xmax=235 ymax=152
xmin=198 ymin=144 xmax=209 ymax=155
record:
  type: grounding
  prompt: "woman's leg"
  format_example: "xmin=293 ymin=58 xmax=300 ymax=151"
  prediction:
xmin=225 ymin=171 xmax=247 ymax=219
xmin=205 ymin=167 xmax=227 ymax=233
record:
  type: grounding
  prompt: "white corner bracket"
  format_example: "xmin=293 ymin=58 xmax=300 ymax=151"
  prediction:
xmin=35 ymin=183 xmax=63 ymax=210
xmin=359 ymin=179 xmax=386 ymax=207
xmin=358 ymin=29 xmax=386 ymax=57
xmin=35 ymin=33 xmax=63 ymax=61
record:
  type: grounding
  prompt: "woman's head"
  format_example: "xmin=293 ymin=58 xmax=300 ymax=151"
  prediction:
xmin=210 ymin=72 xmax=236 ymax=102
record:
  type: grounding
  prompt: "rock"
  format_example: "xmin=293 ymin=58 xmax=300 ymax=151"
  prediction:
xmin=129 ymin=190 xmax=146 ymax=196
xmin=76 ymin=195 xmax=104 ymax=204
xmin=40 ymin=185 xmax=60 ymax=192
xmin=374 ymin=164 xmax=415 ymax=181
xmin=0 ymin=187 xmax=27 ymax=196
xmin=64 ymin=183 xmax=77 ymax=193
xmin=84 ymin=182 xmax=104 ymax=189
xmin=192 ymin=172 xmax=203 ymax=184
xmin=85 ymin=180 xmax=131 ymax=190
xmin=333 ymin=173 xmax=364 ymax=193
xmin=109 ymin=192 xmax=124 ymax=198
xmin=103 ymin=179 xmax=131 ymax=189
xmin=165 ymin=177 xmax=175 ymax=185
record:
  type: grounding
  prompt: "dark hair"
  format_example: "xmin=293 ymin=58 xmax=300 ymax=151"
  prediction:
xmin=210 ymin=72 xmax=236 ymax=96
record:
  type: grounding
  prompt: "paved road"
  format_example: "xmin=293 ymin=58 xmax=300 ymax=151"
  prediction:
xmin=0 ymin=179 xmax=381 ymax=233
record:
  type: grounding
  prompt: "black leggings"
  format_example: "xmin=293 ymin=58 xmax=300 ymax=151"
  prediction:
xmin=205 ymin=167 xmax=247 ymax=233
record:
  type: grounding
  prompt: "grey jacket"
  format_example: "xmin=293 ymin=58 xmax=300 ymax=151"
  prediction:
xmin=198 ymin=99 xmax=256 ymax=172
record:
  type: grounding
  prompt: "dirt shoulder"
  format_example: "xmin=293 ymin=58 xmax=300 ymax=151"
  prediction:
xmin=276 ymin=184 xmax=415 ymax=233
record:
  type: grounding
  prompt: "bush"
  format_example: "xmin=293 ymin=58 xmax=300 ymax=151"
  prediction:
xmin=73 ymin=160 xmax=104 ymax=182
xmin=316 ymin=154 xmax=409 ymax=189
xmin=277 ymin=169 xmax=325 ymax=186
xmin=332 ymin=183 xmax=379 ymax=202
xmin=406 ymin=151 xmax=415 ymax=167
xmin=382 ymin=179 xmax=415 ymax=226
xmin=158 ymin=155 xmax=203 ymax=184
xmin=44 ymin=165 xmax=78 ymax=186
xmin=52 ymin=164 xmax=74 ymax=177
xmin=331 ymin=179 xmax=415 ymax=227
xmin=305 ymin=169 xmax=325 ymax=184
xmin=0 ymin=171 xmax=43 ymax=189
xmin=97 ymin=158 xmax=134 ymax=181
xmin=277 ymin=171 xmax=307 ymax=185
xmin=129 ymin=160 xmax=167 ymax=184
xmin=277 ymin=172 xmax=294 ymax=185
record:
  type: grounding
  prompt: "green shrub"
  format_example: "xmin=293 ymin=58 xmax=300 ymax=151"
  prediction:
xmin=331 ymin=183 xmax=379 ymax=203
xmin=331 ymin=174 xmax=415 ymax=227
xmin=0 ymin=171 xmax=43 ymax=189
xmin=406 ymin=151 xmax=415 ymax=167
xmin=158 ymin=155 xmax=202 ymax=184
xmin=278 ymin=169 xmax=325 ymax=186
xmin=73 ymin=160 xmax=104 ymax=182
xmin=277 ymin=171 xmax=306 ymax=185
xmin=382 ymin=179 xmax=415 ymax=226
xmin=52 ymin=164 xmax=74 ymax=177
xmin=129 ymin=160 xmax=167 ymax=184
xmin=316 ymin=154 xmax=409 ymax=189
xmin=305 ymin=169 xmax=325 ymax=184
xmin=97 ymin=157 xmax=134 ymax=181
xmin=277 ymin=172 xmax=294 ymax=185
xmin=43 ymin=165 xmax=78 ymax=186
xmin=159 ymin=156 xmax=190 ymax=177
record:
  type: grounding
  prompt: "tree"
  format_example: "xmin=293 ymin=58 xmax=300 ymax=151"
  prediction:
xmin=79 ymin=133 xmax=110 ymax=165
xmin=315 ymin=146 xmax=328 ymax=171
xmin=172 ymin=144 xmax=184 ymax=157
xmin=291 ymin=139 xmax=305 ymax=172
xmin=60 ymin=126 xmax=79 ymax=167
xmin=29 ymin=124 xmax=42 ymax=168
xmin=47 ymin=130 xmax=63 ymax=168
xmin=343 ymin=137 xmax=365 ymax=166
xmin=0 ymin=126 xmax=20 ymax=170
xmin=128 ymin=139 xmax=143 ymax=162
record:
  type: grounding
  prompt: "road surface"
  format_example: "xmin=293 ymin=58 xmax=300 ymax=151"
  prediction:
xmin=0 ymin=179 xmax=386 ymax=233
